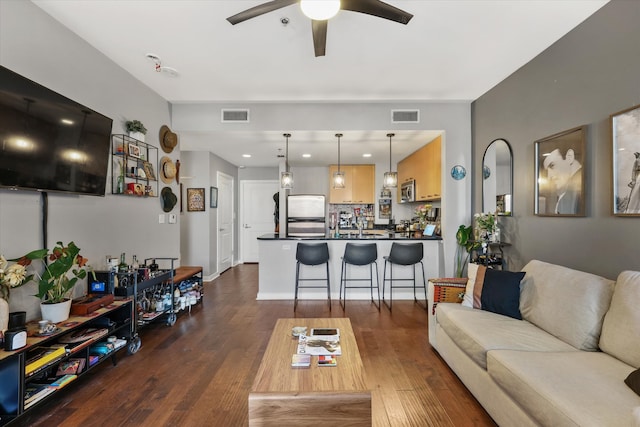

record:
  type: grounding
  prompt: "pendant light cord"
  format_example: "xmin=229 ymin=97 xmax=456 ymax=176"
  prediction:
xmin=336 ymin=133 xmax=342 ymax=172
xmin=387 ymin=133 xmax=394 ymax=171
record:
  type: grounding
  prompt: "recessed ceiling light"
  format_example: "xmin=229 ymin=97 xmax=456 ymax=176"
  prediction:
xmin=302 ymin=154 xmax=311 ymax=158
xmin=362 ymin=153 xmax=372 ymax=158
xmin=242 ymin=154 xmax=251 ymax=158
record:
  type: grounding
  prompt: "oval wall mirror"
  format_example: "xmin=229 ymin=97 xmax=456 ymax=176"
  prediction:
xmin=482 ymin=138 xmax=513 ymax=216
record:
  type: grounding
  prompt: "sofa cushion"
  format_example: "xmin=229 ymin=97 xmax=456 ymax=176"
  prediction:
xmin=480 ymin=269 xmax=525 ymax=320
xmin=436 ymin=303 xmax=576 ymax=369
xmin=488 ymin=350 xmax=638 ymax=427
xmin=600 ymin=270 xmax=640 ymax=368
xmin=520 ymin=260 xmax=614 ymax=351
xmin=461 ymin=263 xmax=485 ymax=308
xmin=626 ymin=368 xmax=640 ymax=397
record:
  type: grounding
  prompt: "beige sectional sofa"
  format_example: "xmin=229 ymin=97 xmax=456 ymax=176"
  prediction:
xmin=428 ymin=260 xmax=640 ymax=426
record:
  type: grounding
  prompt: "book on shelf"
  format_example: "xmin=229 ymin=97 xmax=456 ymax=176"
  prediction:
xmin=297 ymin=333 xmax=341 ymax=356
xmin=58 ymin=327 xmax=109 ymax=344
xmin=291 ymin=354 xmax=311 ymax=368
xmin=24 ymin=385 xmax=55 ymax=409
xmin=50 ymin=374 xmax=77 ymax=389
xmin=56 ymin=358 xmax=86 ymax=376
xmin=88 ymin=355 xmax=100 ymax=367
xmin=25 ymin=346 xmax=67 ymax=376
xmin=317 ymin=355 xmax=337 ymax=367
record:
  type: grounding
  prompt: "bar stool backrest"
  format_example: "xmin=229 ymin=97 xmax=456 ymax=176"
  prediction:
xmin=388 ymin=242 xmax=424 ymax=266
xmin=296 ymin=243 xmax=330 ymax=266
xmin=343 ymin=243 xmax=378 ymax=266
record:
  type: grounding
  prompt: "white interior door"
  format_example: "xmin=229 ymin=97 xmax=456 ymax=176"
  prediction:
xmin=217 ymin=172 xmax=234 ymax=273
xmin=241 ymin=180 xmax=279 ymax=263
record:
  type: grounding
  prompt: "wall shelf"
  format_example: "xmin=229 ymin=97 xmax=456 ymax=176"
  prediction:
xmin=111 ymin=134 xmax=158 ymax=197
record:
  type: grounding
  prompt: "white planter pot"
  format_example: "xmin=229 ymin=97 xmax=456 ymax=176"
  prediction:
xmin=40 ymin=299 xmax=72 ymax=324
xmin=0 ymin=298 xmax=9 ymax=333
xmin=128 ymin=131 xmax=145 ymax=142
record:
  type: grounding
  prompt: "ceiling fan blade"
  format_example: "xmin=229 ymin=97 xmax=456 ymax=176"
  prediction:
xmin=227 ymin=0 xmax=299 ymax=25
xmin=341 ymin=0 xmax=413 ymax=24
xmin=311 ymin=20 xmax=328 ymax=57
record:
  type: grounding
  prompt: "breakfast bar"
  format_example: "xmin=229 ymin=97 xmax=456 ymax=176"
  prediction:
xmin=257 ymin=233 xmax=443 ymax=300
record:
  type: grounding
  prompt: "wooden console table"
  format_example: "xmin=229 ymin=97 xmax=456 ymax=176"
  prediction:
xmin=249 ymin=318 xmax=371 ymax=426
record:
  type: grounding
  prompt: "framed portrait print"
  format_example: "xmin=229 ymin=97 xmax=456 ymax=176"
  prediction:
xmin=128 ymin=143 xmax=141 ymax=159
xmin=187 ymin=188 xmax=205 ymax=212
xmin=210 ymin=186 xmax=218 ymax=208
xmin=611 ymin=104 xmax=640 ymax=216
xmin=534 ymin=125 xmax=586 ymax=216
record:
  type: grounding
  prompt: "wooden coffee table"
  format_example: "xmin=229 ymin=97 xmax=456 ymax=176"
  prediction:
xmin=249 ymin=318 xmax=371 ymax=426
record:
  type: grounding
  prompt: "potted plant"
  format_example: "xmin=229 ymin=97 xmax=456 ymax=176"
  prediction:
xmin=15 ymin=241 xmax=93 ymax=323
xmin=454 ymin=224 xmax=479 ymax=278
xmin=125 ymin=119 xmax=147 ymax=142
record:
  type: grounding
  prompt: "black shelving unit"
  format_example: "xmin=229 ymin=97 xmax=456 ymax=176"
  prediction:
xmin=111 ymin=134 xmax=158 ymax=197
xmin=0 ymin=301 xmax=134 ymax=426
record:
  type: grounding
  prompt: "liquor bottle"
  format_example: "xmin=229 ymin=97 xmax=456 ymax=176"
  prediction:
xmin=118 ymin=252 xmax=128 ymax=272
xmin=132 ymin=255 xmax=139 ymax=270
xmin=149 ymin=259 xmax=158 ymax=272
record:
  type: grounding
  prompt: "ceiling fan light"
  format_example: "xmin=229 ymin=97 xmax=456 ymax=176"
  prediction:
xmin=333 ymin=171 xmax=345 ymax=189
xmin=383 ymin=171 xmax=398 ymax=188
xmin=281 ymin=171 xmax=294 ymax=189
xmin=300 ymin=0 xmax=341 ymax=20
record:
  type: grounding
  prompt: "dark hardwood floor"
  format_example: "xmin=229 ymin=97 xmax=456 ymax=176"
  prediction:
xmin=14 ymin=264 xmax=496 ymax=426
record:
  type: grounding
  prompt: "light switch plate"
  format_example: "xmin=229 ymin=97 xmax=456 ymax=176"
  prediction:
xmin=159 ymin=214 xmax=166 ymax=224
xmin=168 ymin=214 xmax=177 ymax=224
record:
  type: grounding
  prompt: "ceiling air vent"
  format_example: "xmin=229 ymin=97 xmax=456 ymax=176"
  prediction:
xmin=391 ymin=109 xmax=420 ymax=123
xmin=221 ymin=109 xmax=250 ymax=123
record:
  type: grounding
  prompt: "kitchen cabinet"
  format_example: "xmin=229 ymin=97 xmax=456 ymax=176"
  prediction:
xmin=329 ymin=165 xmax=374 ymax=204
xmin=397 ymin=136 xmax=441 ymax=202
xmin=328 ymin=165 xmax=375 ymax=204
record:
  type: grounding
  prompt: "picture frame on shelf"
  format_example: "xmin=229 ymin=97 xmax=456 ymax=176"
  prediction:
xmin=611 ymin=104 xmax=640 ymax=216
xmin=210 ymin=186 xmax=218 ymax=208
xmin=128 ymin=143 xmax=141 ymax=159
xmin=142 ymin=161 xmax=156 ymax=181
xmin=187 ymin=188 xmax=205 ymax=212
xmin=534 ymin=125 xmax=586 ymax=217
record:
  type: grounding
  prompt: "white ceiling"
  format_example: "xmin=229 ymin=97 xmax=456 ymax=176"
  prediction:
xmin=32 ymin=0 xmax=608 ymax=167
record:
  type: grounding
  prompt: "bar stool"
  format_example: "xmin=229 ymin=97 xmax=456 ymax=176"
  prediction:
xmin=294 ymin=242 xmax=331 ymax=311
xmin=382 ymin=242 xmax=427 ymax=311
xmin=339 ymin=243 xmax=380 ymax=310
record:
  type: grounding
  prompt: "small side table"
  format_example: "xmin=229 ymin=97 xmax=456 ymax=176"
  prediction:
xmin=429 ymin=277 xmax=467 ymax=315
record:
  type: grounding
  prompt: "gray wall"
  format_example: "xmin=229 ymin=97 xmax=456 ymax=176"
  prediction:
xmin=0 ymin=1 xmax=177 ymax=319
xmin=472 ymin=0 xmax=640 ymax=279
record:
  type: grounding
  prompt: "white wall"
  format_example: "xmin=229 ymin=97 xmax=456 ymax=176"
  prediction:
xmin=0 ymin=1 xmax=177 ymax=319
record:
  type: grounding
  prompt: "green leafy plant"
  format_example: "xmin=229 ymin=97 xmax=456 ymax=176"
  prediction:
xmin=10 ymin=242 xmax=93 ymax=304
xmin=125 ymin=119 xmax=147 ymax=135
xmin=454 ymin=225 xmax=479 ymax=278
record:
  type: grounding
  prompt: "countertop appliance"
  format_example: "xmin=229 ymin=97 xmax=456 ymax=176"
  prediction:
xmin=400 ymin=180 xmax=415 ymax=203
xmin=287 ymin=194 xmax=326 ymax=237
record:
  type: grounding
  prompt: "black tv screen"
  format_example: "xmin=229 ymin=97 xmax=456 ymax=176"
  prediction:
xmin=0 ymin=65 xmax=113 ymax=196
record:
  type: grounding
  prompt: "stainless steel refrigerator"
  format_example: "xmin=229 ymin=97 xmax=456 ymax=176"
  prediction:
xmin=287 ymin=194 xmax=326 ymax=237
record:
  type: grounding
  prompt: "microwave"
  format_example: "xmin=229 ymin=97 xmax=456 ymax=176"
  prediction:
xmin=400 ymin=180 xmax=415 ymax=203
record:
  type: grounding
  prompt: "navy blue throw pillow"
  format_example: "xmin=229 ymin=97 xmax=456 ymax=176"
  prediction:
xmin=480 ymin=269 xmax=525 ymax=320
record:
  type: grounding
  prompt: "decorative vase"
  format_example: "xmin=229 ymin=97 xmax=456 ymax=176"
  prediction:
xmin=40 ymin=299 xmax=72 ymax=324
xmin=0 ymin=298 xmax=9 ymax=333
xmin=128 ymin=131 xmax=145 ymax=142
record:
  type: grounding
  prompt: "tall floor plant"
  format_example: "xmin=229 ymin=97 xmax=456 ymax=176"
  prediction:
xmin=455 ymin=225 xmax=478 ymax=277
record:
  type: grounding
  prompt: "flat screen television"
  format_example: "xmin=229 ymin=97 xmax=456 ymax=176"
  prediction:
xmin=0 ymin=65 xmax=113 ymax=196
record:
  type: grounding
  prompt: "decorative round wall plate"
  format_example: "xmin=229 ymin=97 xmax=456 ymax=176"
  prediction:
xmin=451 ymin=165 xmax=466 ymax=180
xmin=483 ymin=165 xmax=491 ymax=179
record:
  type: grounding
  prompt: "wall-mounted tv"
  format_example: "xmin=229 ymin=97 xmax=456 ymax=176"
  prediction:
xmin=0 ymin=65 xmax=113 ymax=196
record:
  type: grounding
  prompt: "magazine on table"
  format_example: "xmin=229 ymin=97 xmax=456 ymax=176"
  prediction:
xmin=297 ymin=330 xmax=341 ymax=356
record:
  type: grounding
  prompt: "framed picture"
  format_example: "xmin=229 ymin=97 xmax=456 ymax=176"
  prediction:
xmin=142 ymin=161 xmax=156 ymax=181
xmin=534 ymin=125 xmax=586 ymax=216
xmin=187 ymin=188 xmax=205 ymax=212
xmin=128 ymin=143 xmax=141 ymax=159
xmin=210 ymin=186 xmax=218 ymax=208
xmin=379 ymin=198 xmax=391 ymax=219
xmin=611 ymin=104 xmax=640 ymax=216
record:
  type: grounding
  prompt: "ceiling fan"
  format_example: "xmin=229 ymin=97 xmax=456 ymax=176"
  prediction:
xmin=227 ymin=0 xmax=413 ymax=57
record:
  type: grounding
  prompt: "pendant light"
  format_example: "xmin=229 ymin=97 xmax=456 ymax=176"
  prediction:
xmin=333 ymin=133 xmax=345 ymax=189
xmin=281 ymin=133 xmax=293 ymax=189
xmin=383 ymin=133 xmax=398 ymax=188
xmin=300 ymin=0 xmax=341 ymax=20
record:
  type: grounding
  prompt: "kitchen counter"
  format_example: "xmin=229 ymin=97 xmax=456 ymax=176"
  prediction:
xmin=257 ymin=232 xmax=442 ymax=241
xmin=256 ymin=234 xmax=444 ymax=301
